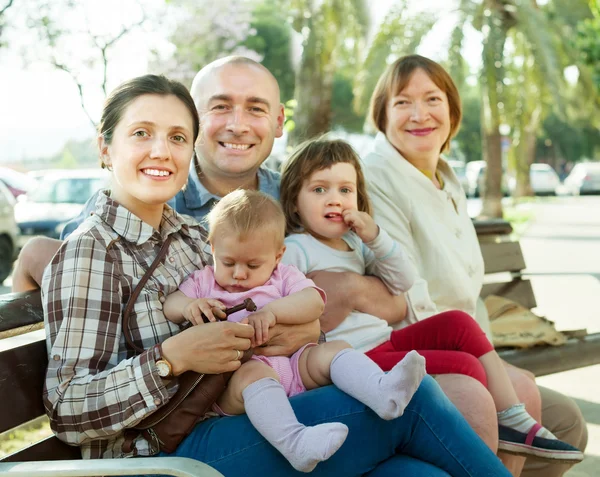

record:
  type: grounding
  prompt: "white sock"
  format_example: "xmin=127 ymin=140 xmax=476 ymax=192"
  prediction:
xmin=497 ymin=403 xmax=556 ymax=439
xmin=242 ymin=377 xmax=348 ymax=472
xmin=329 ymin=348 xmax=426 ymax=420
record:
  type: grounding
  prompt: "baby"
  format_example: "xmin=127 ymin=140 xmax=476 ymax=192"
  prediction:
xmin=163 ymin=189 xmax=425 ymax=472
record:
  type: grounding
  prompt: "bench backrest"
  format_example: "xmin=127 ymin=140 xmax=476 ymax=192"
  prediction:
xmin=474 ymin=219 xmax=537 ymax=310
xmin=0 ymin=291 xmax=80 ymax=462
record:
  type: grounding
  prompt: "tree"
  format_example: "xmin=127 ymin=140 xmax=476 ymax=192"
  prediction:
xmin=446 ymin=0 xmax=594 ymax=215
xmin=575 ymin=0 xmax=600 ymax=91
xmin=11 ymin=0 xmax=149 ymax=127
xmin=0 ymin=0 xmax=14 ymax=46
xmin=454 ymin=87 xmax=483 ymax=164
xmin=242 ymin=0 xmax=295 ymax=103
xmin=284 ymin=0 xmax=370 ymax=145
xmin=155 ymin=0 xmax=260 ymax=87
xmin=158 ymin=0 xmax=295 ymax=106
xmin=352 ymin=1 xmax=436 ymax=120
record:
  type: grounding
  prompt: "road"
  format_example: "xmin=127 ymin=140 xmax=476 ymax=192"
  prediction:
xmin=2 ymin=196 xmax=599 ymax=474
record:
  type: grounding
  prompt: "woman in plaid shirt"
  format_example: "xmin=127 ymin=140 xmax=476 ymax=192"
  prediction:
xmin=41 ymin=72 xmax=512 ymax=476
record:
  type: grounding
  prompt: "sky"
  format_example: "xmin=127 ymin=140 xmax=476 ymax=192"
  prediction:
xmin=0 ymin=0 xmax=482 ymax=167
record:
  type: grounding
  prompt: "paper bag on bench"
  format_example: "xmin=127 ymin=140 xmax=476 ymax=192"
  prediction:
xmin=485 ymin=295 xmax=569 ymax=349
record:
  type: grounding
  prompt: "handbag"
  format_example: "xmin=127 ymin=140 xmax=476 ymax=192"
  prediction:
xmin=120 ymin=235 xmax=251 ymax=455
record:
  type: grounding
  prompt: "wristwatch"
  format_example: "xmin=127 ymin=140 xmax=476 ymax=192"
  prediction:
xmin=152 ymin=343 xmax=173 ymax=379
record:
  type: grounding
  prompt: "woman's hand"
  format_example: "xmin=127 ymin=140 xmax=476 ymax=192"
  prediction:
xmin=161 ymin=321 xmax=254 ymax=375
xmin=183 ymin=298 xmax=226 ymax=324
xmin=343 ymin=209 xmax=379 ymax=243
xmin=254 ymin=320 xmax=321 ymax=357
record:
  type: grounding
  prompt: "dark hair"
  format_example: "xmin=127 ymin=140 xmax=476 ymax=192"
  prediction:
xmin=99 ymin=75 xmax=199 ymax=167
xmin=369 ymin=55 xmax=462 ymax=153
xmin=280 ymin=137 xmax=372 ymax=235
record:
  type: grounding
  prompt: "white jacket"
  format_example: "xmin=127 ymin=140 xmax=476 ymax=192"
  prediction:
xmin=362 ymin=133 xmax=488 ymax=333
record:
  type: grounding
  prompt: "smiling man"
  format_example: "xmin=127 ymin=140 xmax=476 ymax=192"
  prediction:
xmin=172 ymin=57 xmax=284 ymax=219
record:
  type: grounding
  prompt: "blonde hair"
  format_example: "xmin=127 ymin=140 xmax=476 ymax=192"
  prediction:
xmin=280 ymin=137 xmax=372 ymax=235
xmin=207 ymin=189 xmax=286 ymax=246
xmin=369 ymin=55 xmax=462 ymax=153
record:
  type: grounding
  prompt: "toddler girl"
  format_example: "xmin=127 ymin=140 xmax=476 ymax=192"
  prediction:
xmin=164 ymin=189 xmax=426 ymax=472
xmin=279 ymin=137 xmax=582 ymax=463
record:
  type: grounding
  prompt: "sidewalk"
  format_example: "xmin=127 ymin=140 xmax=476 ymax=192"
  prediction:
xmin=517 ymin=196 xmax=600 ymax=477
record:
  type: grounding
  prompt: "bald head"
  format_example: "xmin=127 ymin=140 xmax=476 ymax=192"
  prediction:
xmin=190 ymin=56 xmax=281 ymax=111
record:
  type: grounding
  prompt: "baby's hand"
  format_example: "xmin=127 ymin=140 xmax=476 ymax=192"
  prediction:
xmin=343 ymin=209 xmax=379 ymax=243
xmin=247 ymin=309 xmax=276 ymax=347
xmin=183 ymin=298 xmax=226 ymax=325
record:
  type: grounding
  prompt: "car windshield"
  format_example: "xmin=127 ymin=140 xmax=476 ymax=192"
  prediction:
xmin=27 ymin=177 xmax=105 ymax=204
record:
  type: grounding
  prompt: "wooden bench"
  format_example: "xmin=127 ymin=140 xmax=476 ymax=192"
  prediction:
xmin=2 ymin=223 xmax=599 ymax=472
xmin=0 ymin=291 xmax=223 ymax=476
xmin=474 ymin=219 xmax=600 ymax=376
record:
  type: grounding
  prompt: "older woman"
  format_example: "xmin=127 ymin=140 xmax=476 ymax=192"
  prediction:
xmin=362 ymin=54 xmax=587 ymax=477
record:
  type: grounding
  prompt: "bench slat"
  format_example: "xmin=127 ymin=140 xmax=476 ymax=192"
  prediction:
xmin=480 ymin=241 xmax=526 ymax=274
xmin=473 ymin=219 xmax=514 ymax=236
xmin=481 ymin=279 xmax=537 ymax=310
xmin=0 ymin=338 xmax=48 ymax=434
xmin=499 ymin=333 xmax=600 ymax=377
xmin=0 ymin=291 xmax=43 ymax=334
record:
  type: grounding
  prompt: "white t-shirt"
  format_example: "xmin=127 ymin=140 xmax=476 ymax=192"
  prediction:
xmin=282 ymin=229 xmax=417 ymax=351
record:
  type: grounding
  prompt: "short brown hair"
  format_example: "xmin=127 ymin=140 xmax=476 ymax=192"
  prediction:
xmin=206 ymin=189 xmax=285 ymax=247
xmin=280 ymin=137 xmax=372 ymax=235
xmin=369 ymin=55 xmax=462 ymax=153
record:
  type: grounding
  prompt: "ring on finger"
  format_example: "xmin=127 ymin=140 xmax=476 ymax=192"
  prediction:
xmin=235 ymin=349 xmax=242 ymax=361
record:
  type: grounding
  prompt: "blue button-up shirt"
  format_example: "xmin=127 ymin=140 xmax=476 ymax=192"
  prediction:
xmin=61 ymin=161 xmax=281 ymax=239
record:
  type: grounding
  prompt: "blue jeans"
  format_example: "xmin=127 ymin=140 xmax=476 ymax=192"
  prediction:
xmin=160 ymin=376 xmax=510 ymax=477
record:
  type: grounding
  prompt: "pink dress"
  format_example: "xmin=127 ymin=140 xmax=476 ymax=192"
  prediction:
xmin=178 ymin=263 xmax=326 ymax=399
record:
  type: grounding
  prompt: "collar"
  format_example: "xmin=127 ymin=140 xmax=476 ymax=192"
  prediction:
xmin=181 ymin=156 xmax=281 ymax=210
xmin=94 ymin=191 xmax=189 ymax=245
xmin=371 ymin=132 xmax=458 ymax=195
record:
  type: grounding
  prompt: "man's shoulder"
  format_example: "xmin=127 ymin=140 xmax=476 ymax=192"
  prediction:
xmin=257 ymin=166 xmax=281 ymax=199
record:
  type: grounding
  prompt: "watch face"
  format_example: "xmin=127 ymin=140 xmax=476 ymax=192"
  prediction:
xmin=156 ymin=360 xmax=171 ymax=377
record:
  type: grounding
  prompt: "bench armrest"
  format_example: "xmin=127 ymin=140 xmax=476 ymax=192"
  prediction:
xmin=0 ymin=456 xmax=224 ymax=477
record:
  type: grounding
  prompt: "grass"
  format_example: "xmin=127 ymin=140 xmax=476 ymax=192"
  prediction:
xmin=503 ymin=203 xmax=535 ymax=237
xmin=0 ymin=416 xmax=52 ymax=458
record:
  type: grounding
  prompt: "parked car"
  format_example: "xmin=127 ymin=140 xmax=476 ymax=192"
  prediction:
xmin=563 ymin=162 xmax=600 ymax=195
xmin=465 ymin=160 xmax=509 ymax=197
xmin=0 ymin=180 xmax=20 ymax=283
xmin=0 ymin=166 xmax=38 ymax=199
xmin=447 ymin=160 xmax=469 ymax=193
xmin=508 ymin=163 xmax=561 ymax=196
xmin=15 ymin=169 xmax=109 ymax=246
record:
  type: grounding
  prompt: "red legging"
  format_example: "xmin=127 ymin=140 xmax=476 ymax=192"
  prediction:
xmin=365 ymin=310 xmax=493 ymax=386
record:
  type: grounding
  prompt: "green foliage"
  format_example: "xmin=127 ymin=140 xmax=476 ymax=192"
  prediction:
xmin=242 ymin=0 xmax=295 ymax=102
xmin=575 ymin=2 xmax=600 ymax=90
xmin=331 ymin=74 xmax=365 ymax=133
xmin=353 ymin=1 xmax=436 ymax=117
xmin=537 ymin=112 xmax=600 ymax=162
xmin=454 ymin=89 xmax=483 ymax=163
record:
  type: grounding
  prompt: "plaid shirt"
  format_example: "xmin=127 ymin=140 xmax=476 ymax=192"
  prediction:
xmin=42 ymin=191 xmax=210 ymax=459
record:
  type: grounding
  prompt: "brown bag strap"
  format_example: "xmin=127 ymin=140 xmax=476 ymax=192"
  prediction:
xmin=122 ymin=235 xmax=173 ymax=354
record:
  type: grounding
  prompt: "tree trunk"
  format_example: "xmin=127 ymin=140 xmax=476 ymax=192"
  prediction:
xmin=289 ymin=23 xmax=335 ymax=146
xmin=480 ymin=5 xmax=508 ymax=219
xmin=514 ymin=106 xmax=541 ymax=197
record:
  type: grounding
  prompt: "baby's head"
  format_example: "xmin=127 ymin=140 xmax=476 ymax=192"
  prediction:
xmin=207 ymin=189 xmax=286 ymax=293
xmin=280 ymin=137 xmax=372 ymax=237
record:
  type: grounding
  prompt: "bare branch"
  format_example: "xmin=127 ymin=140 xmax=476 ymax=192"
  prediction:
xmin=51 ymin=58 xmax=98 ymax=128
xmin=0 ymin=0 xmax=14 ymax=17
